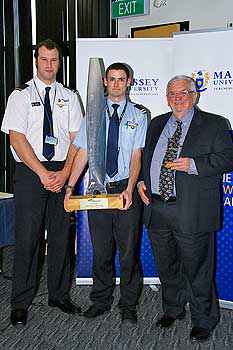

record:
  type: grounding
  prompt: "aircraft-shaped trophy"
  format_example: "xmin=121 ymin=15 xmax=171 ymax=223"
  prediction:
xmin=66 ymin=58 xmax=123 ymax=211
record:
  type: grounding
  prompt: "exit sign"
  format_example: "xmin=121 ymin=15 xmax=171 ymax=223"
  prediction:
xmin=112 ymin=0 xmax=149 ymax=19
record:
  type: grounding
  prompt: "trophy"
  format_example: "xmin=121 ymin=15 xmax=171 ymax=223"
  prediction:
xmin=66 ymin=58 xmax=123 ymax=211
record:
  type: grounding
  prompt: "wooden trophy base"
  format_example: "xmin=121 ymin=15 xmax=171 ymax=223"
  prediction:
xmin=65 ymin=194 xmax=123 ymax=212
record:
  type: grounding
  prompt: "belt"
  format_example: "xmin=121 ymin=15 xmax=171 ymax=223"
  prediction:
xmin=152 ymin=194 xmax=176 ymax=203
xmin=106 ymin=178 xmax=129 ymax=189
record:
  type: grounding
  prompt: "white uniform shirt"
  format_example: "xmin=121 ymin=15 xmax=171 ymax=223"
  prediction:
xmin=1 ymin=76 xmax=83 ymax=162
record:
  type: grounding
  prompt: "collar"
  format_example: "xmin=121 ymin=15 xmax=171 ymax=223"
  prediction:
xmin=171 ymin=107 xmax=194 ymax=126
xmin=107 ymin=98 xmax=126 ymax=113
xmin=34 ymin=76 xmax=56 ymax=94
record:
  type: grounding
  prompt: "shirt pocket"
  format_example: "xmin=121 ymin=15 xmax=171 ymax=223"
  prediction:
xmin=29 ymin=105 xmax=44 ymax=129
xmin=54 ymin=104 xmax=69 ymax=132
xmin=120 ymin=123 xmax=137 ymax=149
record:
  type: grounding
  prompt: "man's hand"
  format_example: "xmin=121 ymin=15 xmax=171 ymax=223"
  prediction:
xmin=138 ymin=181 xmax=150 ymax=205
xmin=170 ymin=157 xmax=191 ymax=172
xmin=64 ymin=187 xmax=73 ymax=212
xmin=44 ymin=169 xmax=68 ymax=192
xmin=120 ymin=189 xmax=132 ymax=210
xmin=39 ymin=171 xmax=56 ymax=188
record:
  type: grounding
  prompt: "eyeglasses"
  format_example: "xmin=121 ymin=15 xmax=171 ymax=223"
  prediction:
xmin=107 ymin=77 xmax=127 ymax=83
xmin=167 ymin=90 xmax=195 ymax=99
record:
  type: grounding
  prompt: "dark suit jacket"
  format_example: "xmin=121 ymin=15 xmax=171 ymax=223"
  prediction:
xmin=142 ymin=107 xmax=233 ymax=233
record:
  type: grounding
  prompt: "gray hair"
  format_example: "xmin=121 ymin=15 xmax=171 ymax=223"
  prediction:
xmin=166 ymin=75 xmax=197 ymax=94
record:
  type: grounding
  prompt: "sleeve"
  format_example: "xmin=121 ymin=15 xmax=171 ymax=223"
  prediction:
xmin=1 ymin=90 xmax=29 ymax=135
xmin=138 ymin=119 xmax=155 ymax=185
xmin=68 ymin=90 xmax=84 ymax=133
xmin=133 ymin=112 xmax=148 ymax=149
xmin=194 ymin=118 xmax=233 ymax=177
xmin=72 ymin=117 xmax=87 ymax=149
xmin=188 ymin=158 xmax=198 ymax=175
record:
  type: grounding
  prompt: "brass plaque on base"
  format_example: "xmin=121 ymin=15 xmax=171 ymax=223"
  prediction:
xmin=66 ymin=194 xmax=123 ymax=212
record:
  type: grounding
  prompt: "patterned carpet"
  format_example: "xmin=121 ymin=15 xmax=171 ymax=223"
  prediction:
xmin=1 ymin=246 xmax=233 ymax=350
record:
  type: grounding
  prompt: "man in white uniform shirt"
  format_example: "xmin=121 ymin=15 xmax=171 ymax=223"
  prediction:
xmin=1 ymin=39 xmax=83 ymax=326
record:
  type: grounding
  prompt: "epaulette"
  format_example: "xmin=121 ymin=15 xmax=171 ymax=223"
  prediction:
xmin=72 ymin=89 xmax=82 ymax=97
xmin=63 ymin=85 xmax=71 ymax=90
xmin=15 ymin=84 xmax=29 ymax=91
xmin=64 ymin=86 xmax=82 ymax=99
xmin=73 ymin=89 xmax=81 ymax=97
xmin=134 ymin=103 xmax=147 ymax=114
xmin=63 ymin=85 xmax=78 ymax=93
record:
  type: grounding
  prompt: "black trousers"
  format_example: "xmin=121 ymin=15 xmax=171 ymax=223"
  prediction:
xmin=148 ymin=197 xmax=219 ymax=331
xmin=87 ymin=179 xmax=142 ymax=310
xmin=11 ymin=162 xmax=70 ymax=309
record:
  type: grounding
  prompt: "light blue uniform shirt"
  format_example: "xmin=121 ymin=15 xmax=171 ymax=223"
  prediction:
xmin=150 ymin=108 xmax=197 ymax=195
xmin=73 ymin=98 xmax=148 ymax=183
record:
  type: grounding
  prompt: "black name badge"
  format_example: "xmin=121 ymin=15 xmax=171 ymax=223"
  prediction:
xmin=31 ymin=102 xmax=41 ymax=107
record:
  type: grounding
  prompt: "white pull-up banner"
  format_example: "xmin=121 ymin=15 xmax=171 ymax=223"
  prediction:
xmin=75 ymin=38 xmax=173 ymax=286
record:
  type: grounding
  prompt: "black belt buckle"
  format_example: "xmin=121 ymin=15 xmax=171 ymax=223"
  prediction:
xmin=106 ymin=182 xmax=116 ymax=189
xmin=166 ymin=196 xmax=176 ymax=203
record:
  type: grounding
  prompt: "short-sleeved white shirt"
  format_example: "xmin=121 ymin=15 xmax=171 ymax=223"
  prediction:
xmin=1 ymin=76 xmax=83 ymax=162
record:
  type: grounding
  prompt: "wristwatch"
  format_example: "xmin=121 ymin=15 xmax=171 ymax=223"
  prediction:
xmin=65 ymin=184 xmax=74 ymax=192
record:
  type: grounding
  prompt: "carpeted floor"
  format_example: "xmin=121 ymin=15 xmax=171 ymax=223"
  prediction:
xmin=1 ymin=246 xmax=233 ymax=350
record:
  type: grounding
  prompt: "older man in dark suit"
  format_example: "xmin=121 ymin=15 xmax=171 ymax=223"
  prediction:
xmin=138 ymin=75 xmax=233 ymax=342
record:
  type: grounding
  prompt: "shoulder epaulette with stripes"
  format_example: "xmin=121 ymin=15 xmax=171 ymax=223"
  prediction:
xmin=15 ymin=84 xmax=29 ymax=91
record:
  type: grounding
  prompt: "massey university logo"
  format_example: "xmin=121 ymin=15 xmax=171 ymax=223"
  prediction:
xmin=191 ymin=70 xmax=210 ymax=92
xmin=131 ymin=77 xmax=159 ymax=96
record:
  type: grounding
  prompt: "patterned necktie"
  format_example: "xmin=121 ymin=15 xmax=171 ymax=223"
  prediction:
xmin=43 ymin=87 xmax=55 ymax=160
xmin=159 ymin=120 xmax=182 ymax=200
xmin=106 ymin=104 xmax=120 ymax=178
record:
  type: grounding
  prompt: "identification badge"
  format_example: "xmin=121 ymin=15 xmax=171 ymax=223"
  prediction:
xmin=45 ymin=135 xmax=58 ymax=145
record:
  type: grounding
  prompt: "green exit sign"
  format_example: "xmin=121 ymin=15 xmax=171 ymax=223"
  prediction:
xmin=112 ymin=0 xmax=149 ymax=19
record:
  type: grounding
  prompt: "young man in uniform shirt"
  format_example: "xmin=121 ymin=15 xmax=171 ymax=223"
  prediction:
xmin=1 ymin=39 xmax=83 ymax=326
xmin=65 ymin=62 xmax=148 ymax=325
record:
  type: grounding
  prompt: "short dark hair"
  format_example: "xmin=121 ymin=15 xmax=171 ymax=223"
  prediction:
xmin=34 ymin=38 xmax=62 ymax=62
xmin=106 ymin=62 xmax=130 ymax=79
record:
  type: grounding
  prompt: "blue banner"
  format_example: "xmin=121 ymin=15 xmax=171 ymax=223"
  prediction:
xmin=76 ymin=172 xmax=233 ymax=302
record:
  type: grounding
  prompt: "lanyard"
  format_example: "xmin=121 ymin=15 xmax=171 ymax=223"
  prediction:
xmin=106 ymin=100 xmax=128 ymax=122
xmin=33 ymin=80 xmax=57 ymax=135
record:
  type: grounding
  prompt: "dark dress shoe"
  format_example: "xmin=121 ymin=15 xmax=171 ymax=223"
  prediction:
xmin=10 ymin=309 xmax=28 ymax=326
xmin=121 ymin=309 xmax=137 ymax=325
xmin=156 ymin=310 xmax=185 ymax=328
xmin=48 ymin=299 xmax=81 ymax=314
xmin=190 ymin=326 xmax=211 ymax=342
xmin=83 ymin=304 xmax=111 ymax=318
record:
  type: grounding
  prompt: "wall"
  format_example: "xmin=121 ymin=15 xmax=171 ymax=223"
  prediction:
xmin=117 ymin=0 xmax=233 ymax=37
